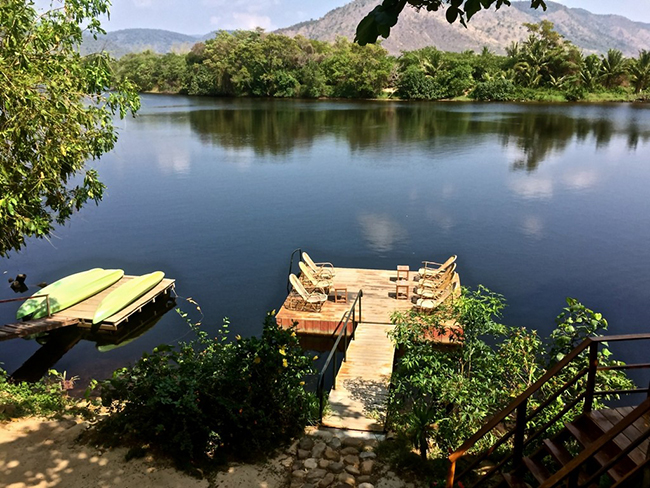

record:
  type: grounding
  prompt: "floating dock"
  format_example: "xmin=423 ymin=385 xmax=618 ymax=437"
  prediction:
xmin=277 ymin=265 xmax=460 ymax=432
xmin=0 ymin=276 xmax=175 ymax=341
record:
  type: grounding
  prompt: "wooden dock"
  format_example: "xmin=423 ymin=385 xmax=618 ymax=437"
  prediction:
xmin=0 ymin=276 xmax=175 ymax=341
xmin=277 ymin=265 xmax=461 ymax=432
xmin=323 ymin=322 xmax=395 ymax=432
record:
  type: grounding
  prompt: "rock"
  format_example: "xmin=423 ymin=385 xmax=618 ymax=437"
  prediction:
xmin=338 ymin=472 xmax=356 ymax=486
xmin=300 ymin=437 xmax=316 ymax=451
xmin=357 ymin=476 xmax=372 ymax=484
xmin=280 ymin=456 xmax=294 ymax=468
xmin=360 ymin=460 xmax=374 ymax=475
xmin=358 ymin=484 xmax=375 ymax=488
xmin=323 ymin=447 xmax=340 ymax=461
xmin=342 ymin=437 xmax=364 ymax=449
xmin=342 ymin=454 xmax=359 ymax=467
xmin=341 ymin=447 xmax=360 ymax=456
xmin=305 ymin=458 xmax=319 ymax=470
xmin=319 ymin=472 xmax=335 ymax=487
xmin=298 ymin=449 xmax=311 ymax=459
xmin=313 ymin=430 xmax=334 ymax=443
xmin=292 ymin=461 xmax=304 ymax=471
xmin=287 ymin=438 xmax=300 ymax=455
xmin=290 ymin=481 xmax=303 ymax=488
xmin=303 ymin=484 xmax=316 ymax=488
xmin=363 ymin=439 xmax=379 ymax=450
xmin=319 ymin=459 xmax=330 ymax=469
xmin=345 ymin=465 xmax=360 ymax=476
xmin=306 ymin=468 xmax=328 ymax=482
xmin=312 ymin=441 xmax=327 ymax=458
xmin=328 ymin=461 xmax=345 ymax=474
xmin=16 ymin=273 xmax=26 ymax=283
xmin=293 ymin=470 xmax=307 ymax=480
xmin=328 ymin=437 xmax=342 ymax=449
xmin=359 ymin=451 xmax=377 ymax=460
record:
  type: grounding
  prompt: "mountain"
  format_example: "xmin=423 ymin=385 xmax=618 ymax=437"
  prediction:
xmin=275 ymin=0 xmax=650 ymax=56
xmin=81 ymin=29 xmax=200 ymax=58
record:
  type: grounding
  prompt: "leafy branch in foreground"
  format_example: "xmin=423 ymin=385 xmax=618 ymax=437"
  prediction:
xmin=97 ymin=311 xmax=318 ymax=464
xmin=355 ymin=0 xmax=547 ymax=46
xmin=0 ymin=0 xmax=139 ymax=255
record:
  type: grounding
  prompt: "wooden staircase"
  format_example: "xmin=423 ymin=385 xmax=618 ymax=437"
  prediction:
xmin=504 ymin=400 xmax=650 ymax=487
xmin=446 ymin=334 xmax=650 ymax=488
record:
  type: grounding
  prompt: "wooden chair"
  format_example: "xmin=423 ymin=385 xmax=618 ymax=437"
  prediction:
xmin=302 ymin=252 xmax=335 ymax=280
xmin=299 ymin=261 xmax=332 ymax=293
xmin=414 ymin=278 xmax=458 ymax=314
xmin=415 ymin=263 xmax=456 ymax=299
xmin=287 ymin=274 xmax=328 ymax=312
xmin=417 ymin=255 xmax=457 ymax=281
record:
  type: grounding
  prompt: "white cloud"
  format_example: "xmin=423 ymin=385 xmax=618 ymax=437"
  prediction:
xmin=521 ymin=215 xmax=545 ymax=239
xmin=562 ymin=168 xmax=599 ymax=191
xmin=508 ymin=176 xmax=554 ymax=200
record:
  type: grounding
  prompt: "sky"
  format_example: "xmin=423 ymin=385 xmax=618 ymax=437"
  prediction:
xmin=35 ymin=0 xmax=650 ymax=35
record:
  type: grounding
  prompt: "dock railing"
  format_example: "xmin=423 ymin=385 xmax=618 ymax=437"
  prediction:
xmin=316 ymin=289 xmax=363 ymax=422
xmin=446 ymin=333 xmax=650 ymax=488
xmin=0 ymin=294 xmax=52 ymax=317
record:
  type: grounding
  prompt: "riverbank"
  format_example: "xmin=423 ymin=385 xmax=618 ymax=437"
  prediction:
xmin=0 ymin=415 xmax=420 ymax=488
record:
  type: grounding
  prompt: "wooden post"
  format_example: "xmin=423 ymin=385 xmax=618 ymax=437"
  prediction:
xmin=333 ymin=349 xmax=337 ymax=390
xmin=513 ymin=398 xmax=528 ymax=468
xmin=446 ymin=460 xmax=456 ymax=488
xmin=584 ymin=342 xmax=599 ymax=413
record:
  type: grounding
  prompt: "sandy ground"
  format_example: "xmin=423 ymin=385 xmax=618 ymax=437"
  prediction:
xmin=0 ymin=417 xmax=289 ymax=488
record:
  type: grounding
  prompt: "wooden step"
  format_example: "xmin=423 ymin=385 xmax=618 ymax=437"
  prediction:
xmin=523 ymin=456 xmax=551 ymax=483
xmin=588 ymin=409 xmax=649 ymax=465
xmin=501 ymin=472 xmax=530 ymax=488
xmin=541 ymin=439 xmax=592 ymax=486
xmin=566 ymin=418 xmax=636 ymax=481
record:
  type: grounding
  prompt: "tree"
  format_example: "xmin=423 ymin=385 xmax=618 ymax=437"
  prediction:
xmin=0 ymin=0 xmax=139 ymax=256
xmin=356 ymin=0 xmax=547 ymax=46
xmin=629 ymin=50 xmax=650 ymax=94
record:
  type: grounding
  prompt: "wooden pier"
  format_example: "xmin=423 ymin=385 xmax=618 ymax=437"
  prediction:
xmin=0 ymin=276 xmax=175 ymax=341
xmin=277 ymin=265 xmax=460 ymax=432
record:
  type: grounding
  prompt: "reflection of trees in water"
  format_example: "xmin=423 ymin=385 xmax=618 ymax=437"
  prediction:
xmin=184 ymin=102 xmax=650 ymax=169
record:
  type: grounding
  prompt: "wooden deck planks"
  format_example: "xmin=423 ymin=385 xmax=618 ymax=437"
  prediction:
xmin=0 ymin=317 xmax=79 ymax=342
xmin=322 ymin=323 xmax=395 ymax=432
xmin=277 ymin=266 xmax=460 ymax=333
xmin=589 ymin=407 xmax=650 ymax=465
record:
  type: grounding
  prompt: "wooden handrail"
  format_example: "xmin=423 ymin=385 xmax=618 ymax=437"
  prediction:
xmin=447 ymin=333 xmax=650 ymax=488
xmin=539 ymin=396 xmax=650 ymax=488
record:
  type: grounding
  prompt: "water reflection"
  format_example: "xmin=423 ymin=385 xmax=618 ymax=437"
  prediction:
xmin=167 ymin=101 xmax=650 ymax=169
xmin=357 ymin=213 xmax=407 ymax=254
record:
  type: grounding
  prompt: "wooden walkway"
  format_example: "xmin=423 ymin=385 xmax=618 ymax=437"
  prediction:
xmin=322 ymin=322 xmax=395 ymax=432
xmin=0 ymin=276 xmax=175 ymax=341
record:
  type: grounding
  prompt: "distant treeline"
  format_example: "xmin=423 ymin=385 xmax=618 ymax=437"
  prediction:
xmin=113 ymin=21 xmax=650 ymax=102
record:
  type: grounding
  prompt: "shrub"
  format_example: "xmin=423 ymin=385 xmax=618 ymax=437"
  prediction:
xmin=98 ymin=311 xmax=317 ymax=463
xmin=470 ymin=79 xmax=516 ymax=101
xmin=386 ymin=289 xmax=633 ymax=461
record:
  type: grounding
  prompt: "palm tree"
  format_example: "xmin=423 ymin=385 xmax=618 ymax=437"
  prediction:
xmin=629 ymin=50 xmax=650 ymax=94
xmin=599 ymin=49 xmax=627 ymax=89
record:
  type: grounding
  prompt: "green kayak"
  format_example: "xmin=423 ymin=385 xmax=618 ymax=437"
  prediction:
xmin=27 ymin=269 xmax=125 ymax=320
xmin=16 ymin=268 xmax=104 ymax=319
xmin=92 ymin=271 xmax=165 ymax=324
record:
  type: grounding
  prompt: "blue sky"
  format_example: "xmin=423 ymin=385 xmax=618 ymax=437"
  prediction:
xmin=37 ymin=0 xmax=650 ymax=35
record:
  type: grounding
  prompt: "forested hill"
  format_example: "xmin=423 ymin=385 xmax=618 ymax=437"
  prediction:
xmin=80 ymin=29 xmax=202 ymax=57
xmin=276 ymin=0 xmax=650 ymax=56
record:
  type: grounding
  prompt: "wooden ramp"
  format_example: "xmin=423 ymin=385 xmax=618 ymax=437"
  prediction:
xmin=0 ymin=276 xmax=175 ymax=340
xmin=322 ymin=322 xmax=395 ymax=432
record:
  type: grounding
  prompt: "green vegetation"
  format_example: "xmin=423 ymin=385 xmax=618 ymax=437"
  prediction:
xmin=97 ymin=311 xmax=317 ymax=465
xmin=0 ymin=368 xmax=89 ymax=420
xmin=387 ymin=289 xmax=633 ymax=463
xmin=114 ymin=22 xmax=650 ymax=104
xmin=0 ymin=0 xmax=139 ymax=256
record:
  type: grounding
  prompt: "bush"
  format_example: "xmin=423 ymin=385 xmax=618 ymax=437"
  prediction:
xmin=470 ymin=79 xmax=516 ymax=101
xmin=98 ymin=311 xmax=317 ymax=464
xmin=0 ymin=369 xmax=82 ymax=420
xmin=386 ymin=289 xmax=634 ymax=461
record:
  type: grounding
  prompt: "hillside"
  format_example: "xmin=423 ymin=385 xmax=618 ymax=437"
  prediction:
xmin=81 ymin=29 xmax=199 ymax=58
xmin=275 ymin=0 xmax=650 ymax=56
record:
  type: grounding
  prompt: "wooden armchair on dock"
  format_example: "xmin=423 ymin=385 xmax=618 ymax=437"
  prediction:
xmin=298 ymin=261 xmax=332 ymax=293
xmin=302 ymin=252 xmax=336 ymax=280
xmin=417 ymin=254 xmax=457 ymax=281
xmin=415 ymin=263 xmax=457 ymax=298
xmin=287 ymin=274 xmax=328 ymax=312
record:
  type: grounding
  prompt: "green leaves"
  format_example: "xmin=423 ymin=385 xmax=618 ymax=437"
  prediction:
xmin=355 ymin=0 xmax=407 ymax=46
xmin=0 ymin=0 xmax=139 ymax=256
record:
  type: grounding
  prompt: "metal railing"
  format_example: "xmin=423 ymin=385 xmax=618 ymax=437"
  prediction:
xmin=315 ymin=289 xmax=363 ymax=421
xmin=287 ymin=248 xmax=303 ymax=294
xmin=0 ymin=294 xmax=52 ymax=318
xmin=446 ymin=333 xmax=650 ymax=488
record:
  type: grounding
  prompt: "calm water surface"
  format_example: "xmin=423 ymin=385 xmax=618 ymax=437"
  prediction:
xmin=1 ymin=95 xmax=649 ymax=386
